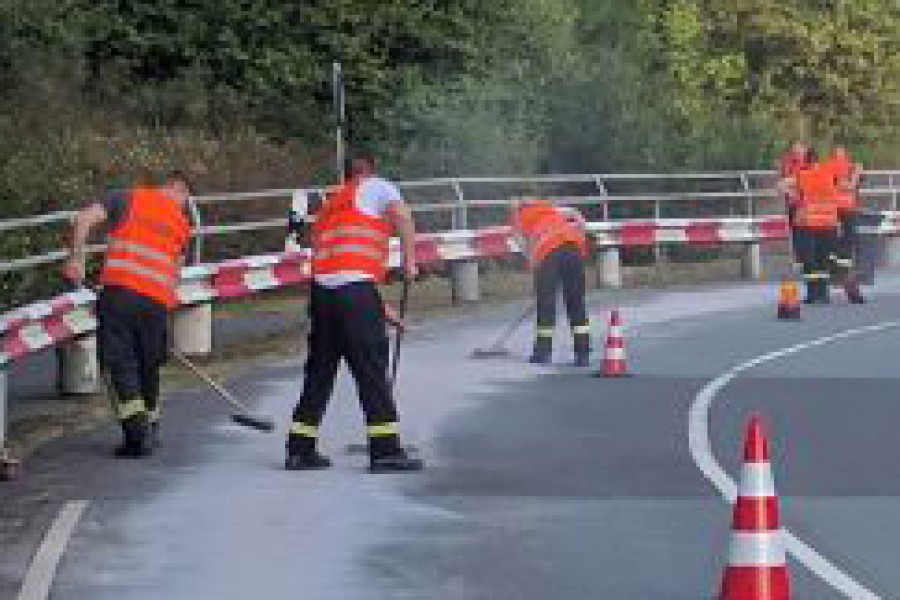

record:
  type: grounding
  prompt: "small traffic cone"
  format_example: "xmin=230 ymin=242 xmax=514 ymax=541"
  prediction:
xmin=719 ymin=415 xmax=791 ymax=600
xmin=597 ymin=309 xmax=628 ymax=377
xmin=776 ymin=279 xmax=801 ymax=320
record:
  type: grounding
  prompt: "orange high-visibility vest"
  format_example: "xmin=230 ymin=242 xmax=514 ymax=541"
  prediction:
xmin=514 ymin=200 xmax=588 ymax=264
xmin=794 ymin=167 xmax=839 ymax=230
xmin=311 ymin=180 xmax=393 ymax=282
xmin=100 ymin=187 xmax=191 ymax=308
xmin=822 ymin=156 xmax=859 ymax=214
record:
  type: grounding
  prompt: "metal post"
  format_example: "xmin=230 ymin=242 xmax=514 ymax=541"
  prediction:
xmin=451 ymin=180 xmax=467 ymax=230
xmin=332 ymin=61 xmax=346 ymax=182
xmin=594 ymin=176 xmax=609 ymax=221
xmin=653 ymin=200 xmax=663 ymax=263
xmin=890 ymin=173 xmax=897 ymax=212
xmin=186 ymin=195 xmax=203 ymax=265
xmin=740 ymin=173 xmax=754 ymax=217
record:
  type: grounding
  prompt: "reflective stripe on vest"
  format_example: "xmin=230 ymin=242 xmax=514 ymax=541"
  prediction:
xmin=104 ymin=258 xmax=177 ymax=286
xmin=107 ymin=239 xmax=176 ymax=265
xmin=314 ymin=243 xmax=386 ymax=262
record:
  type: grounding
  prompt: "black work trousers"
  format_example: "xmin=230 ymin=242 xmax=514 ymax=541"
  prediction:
xmin=290 ymin=282 xmax=400 ymax=457
xmin=798 ymin=229 xmax=838 ymax=302
xmin=96 ymin=286 xmax=168 ymax=423
xmin=533 ymin=246 xmax=590 ymax=357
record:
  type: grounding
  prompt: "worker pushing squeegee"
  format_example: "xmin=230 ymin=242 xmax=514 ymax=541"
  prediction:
xmin=62 ymin=170 xmax=273 ymax=460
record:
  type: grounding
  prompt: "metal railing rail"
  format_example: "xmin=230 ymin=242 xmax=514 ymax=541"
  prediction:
xmin=2 ymin=170 xmax=899 ymax=278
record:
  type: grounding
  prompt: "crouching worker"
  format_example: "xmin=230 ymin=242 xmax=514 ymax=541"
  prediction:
xmin=285 ymin=150 xmax=423 ymax=473
xmin=62 ymin=172 xmax=193 ymax=457
xmin=510 ymin=199 xmax=591 ymax=366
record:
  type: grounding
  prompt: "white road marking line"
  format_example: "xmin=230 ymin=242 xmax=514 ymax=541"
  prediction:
xmin=690 ymin=320 xmax=900 ymax=599
xmin=16 ymin=500 xmax=88 ymax=600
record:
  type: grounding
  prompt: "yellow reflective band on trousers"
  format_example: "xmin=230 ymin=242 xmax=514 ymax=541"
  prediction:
xmin=804 ymin=272 xmax=830 ymax=281
xmin=117 ymin=397 xmax=147 ymax=420
xmin=367 ymin=423 xmax=398 ymax=437
xmin=536 ymin=327 xmax=554 ymax=338
xmin=572 ymin=324 xmax=590 ymax=335
xmin=290 ymin=423 xmax=318 ymax=438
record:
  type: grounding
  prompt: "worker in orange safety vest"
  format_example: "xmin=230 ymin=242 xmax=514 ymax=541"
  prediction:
xmin=62 ymin=171 xmax=193 ymax=457
xmin=510 ymin=199 xmax=591 ymax=366
xmin=781 ymin=156 xmax=842 ymax=304
xmin=284 ymin=149 xmax=423 ymax=473
xmin=824 ymin=146 xmax=865 ymax=303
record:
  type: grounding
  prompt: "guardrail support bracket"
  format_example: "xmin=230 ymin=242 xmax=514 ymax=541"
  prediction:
xmin=597 ymin=247 xmax=623 ymax=289
xmin=173 ymin=302 xmax=213 ymax=357
xmin=0 ymin=369 xmax=19 ymax=481
xmin=741 ymin=242 xmax=763 ymax=280
xmin=56 ymin=335 xmax=99 ymax=396
xmin=451 ymin=260 xmax=480 ymax=304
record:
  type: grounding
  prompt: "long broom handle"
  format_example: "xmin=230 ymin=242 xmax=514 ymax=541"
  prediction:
xmin=171 ymin=349 xmax=252 ymax=414
xmin=389 ymin=276 xmax=410 ymax=391
xmin=489 ymin=304 xmax=535 ymax=349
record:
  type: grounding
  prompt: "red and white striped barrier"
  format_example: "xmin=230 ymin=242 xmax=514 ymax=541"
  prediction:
xmin=0 ymin=289 xmax=96 ymax=366
xmin=0 ymin=213 xmax=878 ymax=367
xmin=719 ymin=415 xmax=790 ymax=599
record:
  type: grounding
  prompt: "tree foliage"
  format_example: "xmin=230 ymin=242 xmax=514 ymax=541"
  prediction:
xmin=645 ymin=0 xmax=900 ymax=160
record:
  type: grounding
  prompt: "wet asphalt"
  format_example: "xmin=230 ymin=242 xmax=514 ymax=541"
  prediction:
xmin=3 ymin=279 xmax=900 ymax=598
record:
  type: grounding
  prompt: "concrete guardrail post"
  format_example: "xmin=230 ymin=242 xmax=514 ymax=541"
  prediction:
xmin=450 ymin=260 xmax=480 ymax=304
xmin=597 ymin=247 xmax=623 ymax=288
xmin=56 ymin=335 xmax=100 ymax=395
xmin=173 ymin=302 xmax=213 ymax=356
xmin=741 ymin=242 xmax=763 ymax=280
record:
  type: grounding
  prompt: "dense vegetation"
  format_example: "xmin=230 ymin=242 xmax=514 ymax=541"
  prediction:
xmin=1 ymin=0 xmax=897 ymax=306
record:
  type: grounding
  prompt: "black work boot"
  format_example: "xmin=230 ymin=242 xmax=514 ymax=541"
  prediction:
xmin=284 ymin=436 xmax=331 ymax=471
xmin=115 ymin=415 xmax=153 ymax=459
xmin=529 ymin=337 xmax=552 ymax=364
xmin=817 ymin=281 xmax=832 ymax=304
xmin=369 ymin=436 xmax=424 ymax=473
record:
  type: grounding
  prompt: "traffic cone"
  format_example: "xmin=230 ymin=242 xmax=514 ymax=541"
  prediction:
xmin=719 ymin=415 xmax=791 ymax=600
xmin=776 ymin=279 xmax=801 ymax=320
xmin=597 ymin=309 xmax=628 ymax=377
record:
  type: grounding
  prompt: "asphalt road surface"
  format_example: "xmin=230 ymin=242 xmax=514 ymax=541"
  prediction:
xmin=4 ymin=278 xmax=900 ymax=599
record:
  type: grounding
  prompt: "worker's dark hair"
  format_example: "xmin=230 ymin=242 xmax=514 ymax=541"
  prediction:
xmin=805 ymin=148 xmax=819 ymax=164
xmin=351 ymin=148 xmax=377 ymax=168
xmin=166 ymin=169 xmax=194 ymax=194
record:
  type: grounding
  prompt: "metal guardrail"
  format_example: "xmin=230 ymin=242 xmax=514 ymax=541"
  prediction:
xmin=2 ymin=170 xmax=899 ymax=280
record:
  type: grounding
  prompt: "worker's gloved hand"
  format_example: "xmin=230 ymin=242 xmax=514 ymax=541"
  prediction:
xmin=61 ymin=258 xmax=86 ymax=287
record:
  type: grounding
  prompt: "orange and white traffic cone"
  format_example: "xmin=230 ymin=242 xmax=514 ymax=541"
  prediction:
xmin=597 ymin=309 xmax=628 ymax=377
xmin=719 ymin=415 xmax=791 ymax=600
xmin=776 ymin=279 xmax=801 ymax=320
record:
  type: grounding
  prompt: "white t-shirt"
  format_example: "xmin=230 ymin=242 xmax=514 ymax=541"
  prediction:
xmin=315 ymin=176 xmax=403 ymax=287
